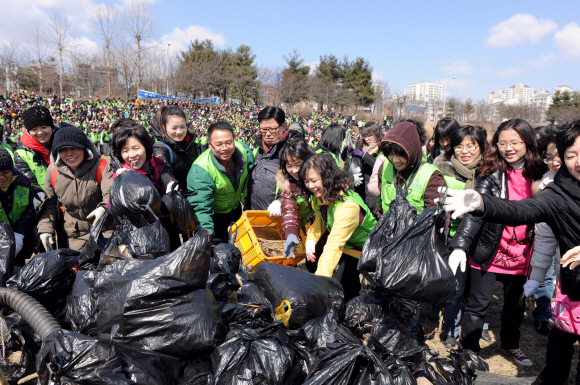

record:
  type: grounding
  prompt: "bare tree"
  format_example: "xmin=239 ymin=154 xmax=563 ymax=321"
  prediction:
xmin=0 ymin=40 xmax=23 ymax=92
xmin=92 ymin=4 xmax=119 ymax=97
xmin=47 ymin=8 xmax=75 ymax=96
xmin=114 ymin=43 xmax=137 ymax=101
xmin=123 ymin=1 xmax=157 ymax=94
xmin=26 ymin=20 xmax=50 ymax=94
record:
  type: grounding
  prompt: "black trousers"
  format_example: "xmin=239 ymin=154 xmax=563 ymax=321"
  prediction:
xmin=538 ymin=327 xmax=580 ymax=385
xmin=460 ymin=268 xmax=526 ymax=353
xmin=213 ymin=205 xmax=242 ymax=244
xmin=305 ymin=233 xmax=362 ymax=303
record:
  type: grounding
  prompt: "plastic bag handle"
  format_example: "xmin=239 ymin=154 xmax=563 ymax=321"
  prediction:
xmin=437 ymin=186 xmax=449 ymax=207
xmin=228 ymin=222 xmax=238 ymax=244
xmin=141 ymin=205 xmax=159 ymax=222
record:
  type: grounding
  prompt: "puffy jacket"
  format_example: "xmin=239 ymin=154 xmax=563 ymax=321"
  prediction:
xmin=275 ymin=170 xmax=313 ymax=238
xmin=0 ymin=168 xmax=36 ymax=237
xmin=451 ymin=169 xmax=508 ymax=270
xmin=246 ymin=131 xmax=299 ymax=210
xmin=474 ymin=165 xmax=580 ymax=301
xmin=38 ymin=143 xmax=114 ymax=252
xmin=14 ymin=130 xmax=53 ymax=193
xmin=150 ymin=118 xmax=200 ymax=190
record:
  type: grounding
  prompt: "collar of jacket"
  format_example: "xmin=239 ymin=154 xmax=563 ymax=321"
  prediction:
xmin=210 ymin=147 xmax=245 ymax=175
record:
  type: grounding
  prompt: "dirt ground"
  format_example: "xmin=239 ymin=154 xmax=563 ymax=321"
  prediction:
xmin=420 ymin=281 xmax=578 ymax=383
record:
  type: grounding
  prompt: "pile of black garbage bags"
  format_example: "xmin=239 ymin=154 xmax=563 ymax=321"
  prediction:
xmin=0 ymin=173 xmax=488 ymax=384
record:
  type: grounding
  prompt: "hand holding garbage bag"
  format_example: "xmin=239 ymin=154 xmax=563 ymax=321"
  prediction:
xmin=13 ymin=233 xmax=24 ymax=256
xmin=110 ymin=169 xmax=162 ymax=227
xmin=160 ymin=189 xmax=196 ymax=236
xmin=87 ymin=206 xmax=106 ymax=227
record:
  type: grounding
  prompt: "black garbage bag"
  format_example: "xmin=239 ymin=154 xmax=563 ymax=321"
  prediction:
xmin=358 ymin=183 xmax=417 ymax=274
xmin=368 ymin=311 xmax=425 ymax=359
xmin=179 ymin=360 xmax=215 ymax=385
xmin=79 ymin=208 xmax=110 ymax=266
xmin=374 ymin=199 xmax=456 ymax=308
xmin=220 ymin=302 xmax=274 ymax=330
xmin=0 ymin=222 xmax=15 ymax=286
xmin=207 ymin=273 xmax=239 ymax=301
xmin=0 ymin=310 xmax=37 ymax=381
xmin=110 ymin=170 xmax=162 ymax=227
xmin=210 ymin=322 xmax=294 ymax=385
xmin=303 ymin=340 xmax=392 ymax=385
xmin=210 ymin=243 xmax=242 ymax=274
xmin=385 ymin=355 xmax=417 ymax=385
xmin=6 ymin=249 xmax=80 ymax=315
xmin=95 ymin=229 xmax=225 ymax=357
xmin=449 ymin=349 xmax=489 ymax=385
xmin=252 ymin=262 xmax=344 ymax=329
xmin=344 ymin=290 xmax=390 ymax=333
xmin=115 ymin=216 xmax=170 ymax=259
xmin=161 ymin=190 xmax=196 ymax=236
xmin=300 ymin=306 xmax=358 ymax=349
xmin=65 ymin=264 xmax=97 ymax=336
xmin=36 ymin=329 xmax=179 ymax=385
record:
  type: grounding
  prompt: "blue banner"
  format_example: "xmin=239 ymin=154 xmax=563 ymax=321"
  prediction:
xmin=138 ymin=90 xmax=219 ymax=104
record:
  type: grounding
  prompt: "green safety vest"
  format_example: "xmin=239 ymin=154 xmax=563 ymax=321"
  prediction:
xmin=102 ymin=132 xmax=110 ymax=142
xmin=193 ymin=142 xmax=249 ymax=214
xmin=312 ymin=190 xmax=377 ymax=249
xmin=0 ymin=184 xmax=29 ymax=226
xmin=0 ymin=144 xmax=14 ymax=162
xmin=295 ymin=194 xmax=313 ymax=228
xmin=315 ymin=148 xmax=341 ymax=168
xmin=14 ymin=149 xmax=48 ymax=190
xmin=443 ymin=174 xmax=466 ymax=239
xmin=90 ymin=132 xmax=99 ymax=142
xmin=381 ymin=162 xmax=440 ymax=214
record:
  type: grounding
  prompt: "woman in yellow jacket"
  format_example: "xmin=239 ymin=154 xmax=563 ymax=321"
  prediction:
xmin=300 ymin=153 xmax=377 ymax=301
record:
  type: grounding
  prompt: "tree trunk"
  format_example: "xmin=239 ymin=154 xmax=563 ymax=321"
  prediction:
xmin=38 ymin=61 xmax=43 ymax=95
xmin=59 ymin=48 xmax=64 ymax=96
xmin=136 ymin=38 xmax=141 ymax=94
xmin=107 ymin=44 xmax=111 ymax=97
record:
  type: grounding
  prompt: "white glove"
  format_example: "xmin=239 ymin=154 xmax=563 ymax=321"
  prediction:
xmin=166 ymin=181 xmax=179 ymax=194
xmin=33 ymin=192 xmax=46 ymax=210
xmin=437 ymin=187 xmax=483 ymax=220
xmin=116 ymin=167 xmax=127 ymax=176
xmin=448 ymin=248 xmax=467 ymax=275
xmin=305 ymin=239 xmax=316 ymax=262
xmin=39 ymin=233 xmax=54 ymax=252
xmin=353 ymin=171 xmax=363 ymax=187
xmin=523 ymin=279 xmax=541 ymax=297
xmin=13 ymin=233 xmax=24 ymax=255
xmin=268 ymin=200 xmax=282 ymax=217
xmin=87 ymin=207 xmax=106 ymax=227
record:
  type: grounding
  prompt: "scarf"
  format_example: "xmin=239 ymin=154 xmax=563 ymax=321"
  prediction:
xmin=262 ymin=128 xmax=289 ymax=153
xmin=451 ymin=154 xmax=481 ymax=190
xmin=362 ymin=142 xmax=378 ymax=154
xmin=20 ymin=130 xmax=51 ymax=165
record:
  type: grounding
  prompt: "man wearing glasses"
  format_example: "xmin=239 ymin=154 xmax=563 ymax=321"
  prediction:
xmin=246 ymin=106 xmax=301 ymax=210
xmin=186 ymin=121 xmax=254 ymax=242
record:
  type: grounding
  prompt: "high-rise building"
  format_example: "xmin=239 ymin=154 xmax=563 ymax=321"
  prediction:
xmin=409 ymin=81 xmax=442 ymax=102
xmin=554 ymin=85 xmax=573 ymax=94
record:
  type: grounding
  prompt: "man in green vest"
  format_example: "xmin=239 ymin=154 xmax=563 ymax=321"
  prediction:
xmin=0 ymin=147 xmax=37 ymax=265
xmin=186 ymin=121 xmax=254 ymax=241
xmin=89 ymin=127 xmax=100 ymax=154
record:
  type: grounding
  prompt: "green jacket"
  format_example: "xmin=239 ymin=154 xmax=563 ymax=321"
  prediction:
xmin=187 ymin=142 xmax=254 ymax=233
xmin=0 ymin=184 xmax=29 ymax=226
xmin=312 ymin=190 xmax=377 ymax=249
xmin=381 ymin=162 xmax=440 ymax=214
xmin=315 ymin=148 xmax=341 ymax=168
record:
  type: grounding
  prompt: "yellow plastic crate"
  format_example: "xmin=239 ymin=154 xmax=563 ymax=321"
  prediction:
xmin=229 ymin=210 xmax=306 ymax=269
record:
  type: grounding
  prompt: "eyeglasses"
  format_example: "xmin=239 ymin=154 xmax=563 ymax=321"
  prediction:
xmin=544 ymin=156 xmax=562 ymax=165
xmin=497 ymin=141 xmax=525 ymax=149
xmin=259 ymin=124 xmax=282 ymax=134
xmin=454 ymin=143 xmax=479 ymax=152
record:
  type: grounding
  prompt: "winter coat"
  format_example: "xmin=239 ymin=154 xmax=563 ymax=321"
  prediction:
xmin=474 ymin=164 xmax=580 ymax=300
xmin=275 ymin=170 xmax=313 ymax=239
xmin=38 ymin=143 xmax=114 ymax=252
xmin=451 ymin=169 xmax=534 ymax=270
xmin=0 ymin=168 xmax=36 ymax=237
xmin=354 ymin=144 xmax=380 ymax=211
xmin=14 ymin=129 xmax=54 ymax=192
xmin=246 ymin=131 xmax=299 ymax=210
xmin=150 ymin=118 xmax=200 ymax=190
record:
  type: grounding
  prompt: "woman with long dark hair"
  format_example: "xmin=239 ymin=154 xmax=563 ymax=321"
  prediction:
xmin=353 ymin=122 xmax=383 ymax=213
xmin=449 ymin=118 xmax=545 ymax=366
xmin=315 ymin=123 xmax=344 ymax=167
xmin=428 ymin=117 xmax=460 ymax=163
xmin=300 ymin=153 xmax=377 ymax=302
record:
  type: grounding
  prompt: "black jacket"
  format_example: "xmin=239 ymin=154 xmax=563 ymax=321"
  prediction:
xmin=451 ymin=169 xmax=508 ymax=270
xmin=476 ymin=165 xmax=580 ymax=300
xmin=150 ymin=118 xmax=198 ymax=190
xmin=0 ymin=168 xmax=36 ymax=237
xmin=246 ymin=131 xmax=300 ymax=210
xmin=14 ymin=143 xmax=49 ymax=193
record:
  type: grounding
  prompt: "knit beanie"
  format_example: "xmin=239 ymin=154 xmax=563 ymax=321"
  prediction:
xmin=0 ymin=147 xmax=13 ymax=172
xmin=51 ymin=124 xmax=93 ymax=160
xmin=22 ymin=106 xmax=54 ymax=131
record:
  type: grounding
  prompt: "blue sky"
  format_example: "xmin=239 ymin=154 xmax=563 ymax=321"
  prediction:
xmin=2 ymin=0 xmax=579 ymax=100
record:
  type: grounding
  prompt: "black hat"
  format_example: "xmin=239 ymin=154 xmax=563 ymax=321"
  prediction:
xmin=51 ymin=124 xmax=93 ymax=160
xmin=0 ymin=147 xmax=13 ymax=172
xmin=22 ymin=105 xmax=54 ymax=131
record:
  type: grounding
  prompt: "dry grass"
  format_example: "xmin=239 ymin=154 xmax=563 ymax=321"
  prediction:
xmin=420 ymin=281 xmax=579 ymax=382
